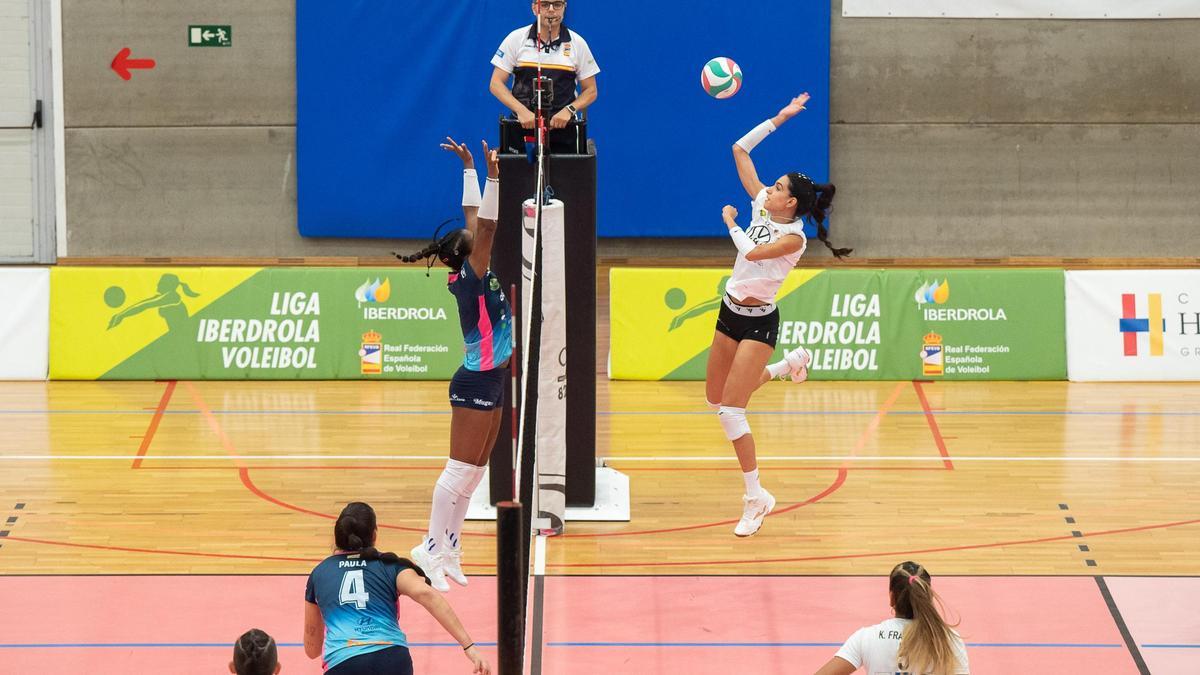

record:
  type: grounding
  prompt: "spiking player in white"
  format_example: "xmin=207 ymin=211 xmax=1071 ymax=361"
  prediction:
xmin=706 ymin=93 xmax=852 ymax=537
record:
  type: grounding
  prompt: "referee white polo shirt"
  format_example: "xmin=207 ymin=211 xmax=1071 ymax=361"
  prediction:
xmin=492 ymin=23 xmax=600 ymax=113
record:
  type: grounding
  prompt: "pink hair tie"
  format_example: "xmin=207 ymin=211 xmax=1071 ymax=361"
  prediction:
xmin=908 ymin=575 xmax=918 ymax=585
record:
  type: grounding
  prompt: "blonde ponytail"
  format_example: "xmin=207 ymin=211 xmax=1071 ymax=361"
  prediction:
xmin=891 ymin=562 xmax=960 ymax=675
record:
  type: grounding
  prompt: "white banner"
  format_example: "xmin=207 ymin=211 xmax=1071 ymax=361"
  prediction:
xmin=0 ymin=267 xmax=49 ymax=379
xmin=1066 ymin=270 xmax=1200 ymax=381
xmin=843 ymin=1 xmax=1200 ymax=19
xmin=521 ymin=199 xmax=567 ymax=533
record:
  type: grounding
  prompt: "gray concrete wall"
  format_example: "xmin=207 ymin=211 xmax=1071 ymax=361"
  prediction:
xmin=63 ymin=0 xmax=1200 ymax=258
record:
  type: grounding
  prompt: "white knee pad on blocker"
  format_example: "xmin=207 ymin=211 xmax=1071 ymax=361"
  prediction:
xmin=718 ymin=406 xmax=751 ymax=441
xmin=437 ymin=458 xmax=483 ymax=499
xmin=706 ymin=399 xmax=721 ymax=411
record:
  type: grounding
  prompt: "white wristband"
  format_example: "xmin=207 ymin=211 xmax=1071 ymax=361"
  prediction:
xmin=479 ymin=178 xmax=499 ymax=221
xmin=462 ymin=169 xmax=482 ymax=208
xmin=728 ymin=226 xmax=756 ymax=256
xmin=735 ymin=119 xmax=777 ymax=153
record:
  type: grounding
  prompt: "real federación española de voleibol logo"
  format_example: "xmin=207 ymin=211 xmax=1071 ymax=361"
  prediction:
xmin=359 ymin=330 xmax=383 ymax=374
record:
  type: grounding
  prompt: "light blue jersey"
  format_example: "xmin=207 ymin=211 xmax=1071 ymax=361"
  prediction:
xmin=305 ymin=553 xmax=412 ymax=671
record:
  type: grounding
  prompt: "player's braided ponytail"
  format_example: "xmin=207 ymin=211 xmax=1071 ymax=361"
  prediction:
xmin=787 ymin=173 xmax=851 ymax=259
xmin=334 ymin=502 xmax=430 ymax=582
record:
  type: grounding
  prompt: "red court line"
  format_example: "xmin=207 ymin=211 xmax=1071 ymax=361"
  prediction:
xmin=236 ymin=462 xmax=845 ymax=540
xmin=183 ymin=382 xmax=246 ymax=469
xmin=5 ymin=515 xmax=1197 ymax=570
xmin=841 ymin=382 xmax=905 ymax=470
xmin=912 ymin=380 xmax=954 ymax=470
xmin=131 ymin=380 xmax=176 ymax=469
xmin=233 ymin=377 xmax=900 ymax=540
xmin=547 ymin=516 xmax=1200 ymax=569
xmin=560 ymin=468 xmax=847 ymax=539
xmin=0 ymin=534 xmax=317 ymax=563
xmin=237 ymin=467 xmax=433 ymax=536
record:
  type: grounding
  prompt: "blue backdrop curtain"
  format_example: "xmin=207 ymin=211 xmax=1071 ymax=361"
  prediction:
xmin=297 ymin=0 xmax=830 ymax=238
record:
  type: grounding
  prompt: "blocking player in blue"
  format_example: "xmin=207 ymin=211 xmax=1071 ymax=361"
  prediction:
xmin=399 ymin=138 xmax=511 ymax=592
xmin=303 ymin=502 xmax=489 ymax=674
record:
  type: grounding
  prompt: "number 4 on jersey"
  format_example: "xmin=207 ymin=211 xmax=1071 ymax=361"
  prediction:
xmin=339 ymin=570 xmax=370 ymax=609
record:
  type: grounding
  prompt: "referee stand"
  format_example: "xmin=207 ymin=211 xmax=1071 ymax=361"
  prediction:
xmin=468 ymin=120 xmax=630 ymax=526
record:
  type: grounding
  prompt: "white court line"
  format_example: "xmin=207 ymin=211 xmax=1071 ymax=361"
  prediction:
xmin=533 ymin=534 xmax=547 ymax=576
xmin=1 ymin=454 xmax=1199 ymax=463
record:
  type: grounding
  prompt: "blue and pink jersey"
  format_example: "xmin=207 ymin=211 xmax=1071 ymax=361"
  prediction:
xmin=448 ymin=261 xmax=513 ymax=371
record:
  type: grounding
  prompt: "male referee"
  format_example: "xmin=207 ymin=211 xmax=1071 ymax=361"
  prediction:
xmin=489 ymin=0 xmax=599 ymax=153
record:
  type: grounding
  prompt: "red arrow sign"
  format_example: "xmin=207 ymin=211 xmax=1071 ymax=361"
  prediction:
xmin=111 ymin=47 xmax=156 ymax=81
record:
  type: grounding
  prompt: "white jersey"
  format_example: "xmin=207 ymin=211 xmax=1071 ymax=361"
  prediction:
xmin=724 ymin=188 xmax=807 ymax=304
xmin=835 ymin=618 xmax=970 ymax=675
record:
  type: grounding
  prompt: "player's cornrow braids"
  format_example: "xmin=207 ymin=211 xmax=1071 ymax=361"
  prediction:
xmin=232 ymin=628 xmax=277 ymax=675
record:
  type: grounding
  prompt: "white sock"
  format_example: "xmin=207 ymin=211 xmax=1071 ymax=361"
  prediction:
xmin=446 ymin=465 xmax=486 ymax=551
xmin=426 ymin=482 xmax=457 ymax=554
xmin=743 ymin=468 xmax=762 ymax=497
xmin=427 ymin=458 xmax=478 ymax=553
xmin=766 ymin=359 xmax=790 ymax=379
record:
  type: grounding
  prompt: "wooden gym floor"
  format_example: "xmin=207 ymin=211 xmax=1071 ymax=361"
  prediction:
xmin=0 ymin=378 xmax=1198 ymax=673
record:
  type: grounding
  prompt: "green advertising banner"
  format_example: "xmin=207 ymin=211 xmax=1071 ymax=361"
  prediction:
xmin=50 ymin=267 xmax=465 ymax=380
xmin=898 ymin=269 xmax=1067 ymax=380
xmin=610 ymin=268 xmax=1066 ymax=381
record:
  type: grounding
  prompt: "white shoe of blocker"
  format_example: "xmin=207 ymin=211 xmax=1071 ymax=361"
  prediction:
xmin=443 ymin=549 xmax=469 ymax=587
xmin=734 ymin=489 xmax=777 ymax=537
xmin=410 ymin=543 xmax=450 ymax=593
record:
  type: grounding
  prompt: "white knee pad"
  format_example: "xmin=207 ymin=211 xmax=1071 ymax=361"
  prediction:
xmin=718 ymin=406 xmax=751 ymax=441
xmin=437 ymin=458 xmax=483 ymax=499
xmin=706 ymin=399 xmax=721 ymax=411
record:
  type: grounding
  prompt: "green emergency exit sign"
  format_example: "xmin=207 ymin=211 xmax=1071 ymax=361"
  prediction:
xmin=188 ymin=25 xmax=232 ymax=47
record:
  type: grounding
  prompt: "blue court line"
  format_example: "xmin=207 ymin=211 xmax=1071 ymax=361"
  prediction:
xmin=3 ymin=409 xmax=1200 ymax=417
xmin=1142 ymin=644 xmax=1200 ymax=649
xmin=544 ymin=642 xmax=1125 ymax=649
xmin=0 ymin=642 xmax=495 ymax=649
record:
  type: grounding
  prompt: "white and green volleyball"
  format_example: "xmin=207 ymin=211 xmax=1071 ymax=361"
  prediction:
xmin=701 ymin=57 xmax=743 ymax=99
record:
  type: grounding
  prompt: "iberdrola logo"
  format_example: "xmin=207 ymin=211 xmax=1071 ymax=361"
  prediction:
xmin=914 ymin=279 xmax=950 ymax=306
xmin=354 ymin=278 xmax=391 ymax=304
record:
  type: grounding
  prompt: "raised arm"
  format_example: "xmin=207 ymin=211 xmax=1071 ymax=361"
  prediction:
xmin=731 ymin=93 xmax=811 ymax=200
xmin=467 ymin=143 xmax=499 ymax=278
xmin=397 ymin=569 xmax=491 ymax=674
xmin=441 ymin=137 xmax=480 ymax=234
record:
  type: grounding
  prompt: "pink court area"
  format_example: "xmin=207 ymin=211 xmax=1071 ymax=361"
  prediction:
xmin=0 ymin=575 xmax=1193 ymax=674
xmin=1104 ymin=577 xmax=1200 ymax=675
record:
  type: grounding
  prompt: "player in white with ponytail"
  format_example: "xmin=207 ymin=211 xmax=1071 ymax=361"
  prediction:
xmin=707 ymin=93 xmax=852 ymax=537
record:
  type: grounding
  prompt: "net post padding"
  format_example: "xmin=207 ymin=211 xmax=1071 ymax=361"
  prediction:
xmin=496 ymin=501 xmax=525 ymax=675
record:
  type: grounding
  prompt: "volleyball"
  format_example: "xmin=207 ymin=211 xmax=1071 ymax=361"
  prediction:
xmin=701 ymin=57 xmax=742 ymax=99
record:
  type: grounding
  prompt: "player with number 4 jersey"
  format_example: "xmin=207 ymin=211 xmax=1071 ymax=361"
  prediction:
xmin=304 ymin=502 xmax=489 ymax=674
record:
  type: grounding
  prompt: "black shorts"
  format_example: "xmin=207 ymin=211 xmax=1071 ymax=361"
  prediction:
xmin=326 ymin=646 xmax=413 ymax=675
xmin=715 ymin=296 xmax=780 ymax=348
xmin=449 ymin=365 xmax=509 ymax=411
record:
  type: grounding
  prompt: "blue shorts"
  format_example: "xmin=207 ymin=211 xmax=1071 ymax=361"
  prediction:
xmin=326 ymin=646 xmax=412 ymax=675
xmin=449 ymin=365 xmax=508 ymax=411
